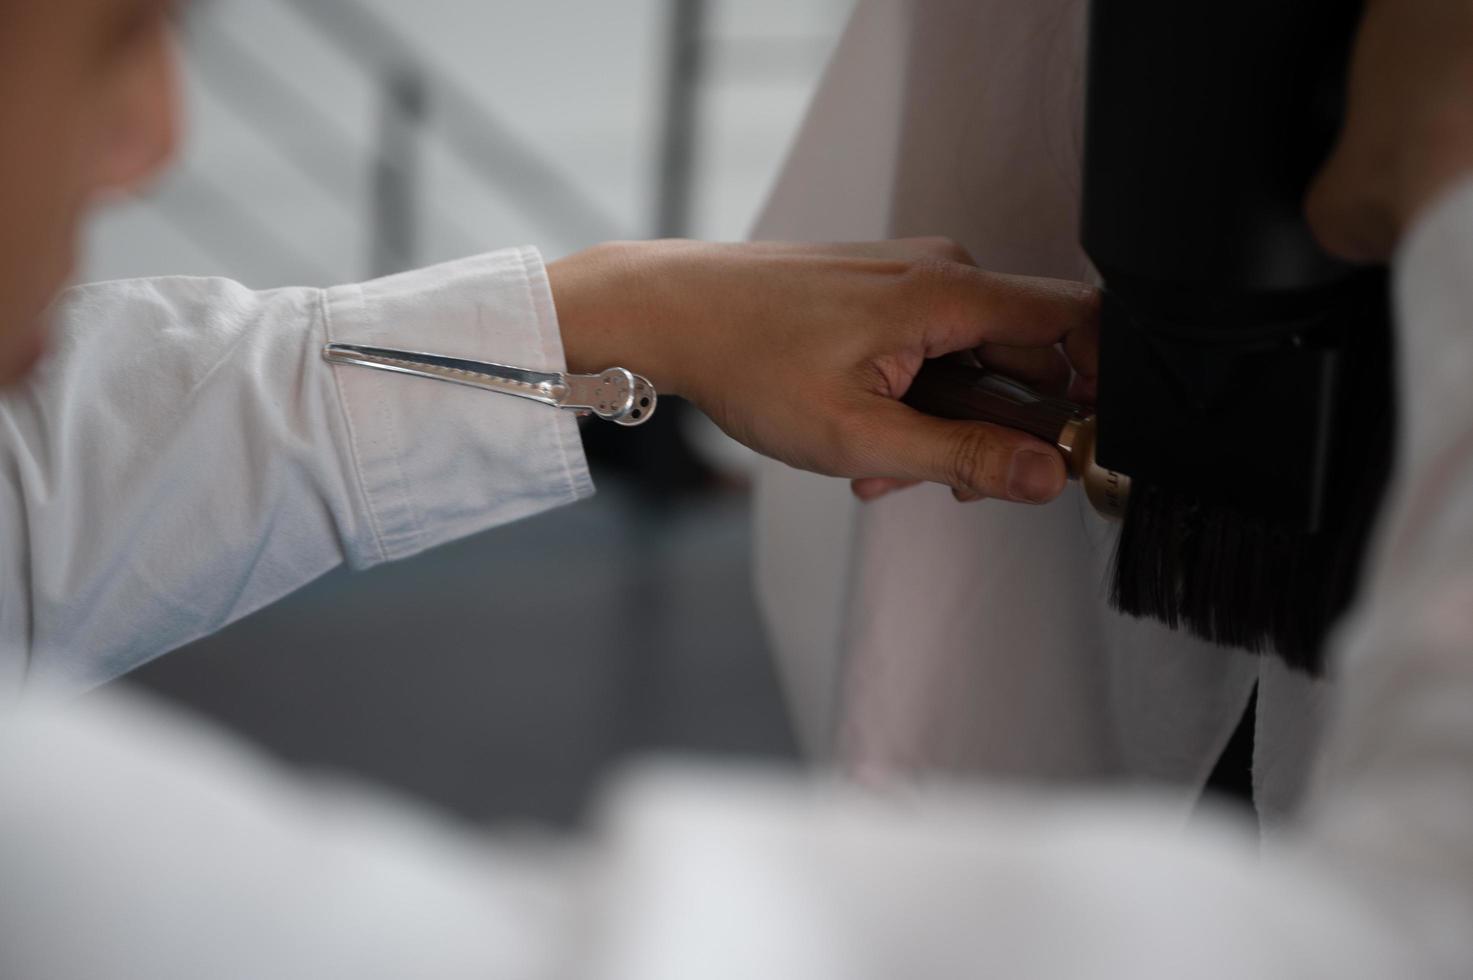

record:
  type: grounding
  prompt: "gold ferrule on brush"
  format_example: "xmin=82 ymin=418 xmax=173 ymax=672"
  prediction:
xmin=1057 ymin=416 xmax=1131 ymax=520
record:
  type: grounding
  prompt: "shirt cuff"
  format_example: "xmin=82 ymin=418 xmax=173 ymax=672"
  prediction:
xmin=1393 ymin=176 xmax=1473 ymax=477
xmin=322 ymin=247 xmax=595 ymax=568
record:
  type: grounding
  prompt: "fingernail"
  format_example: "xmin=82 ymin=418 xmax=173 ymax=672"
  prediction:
xmin=1007 ymin=450 xmax=1064 ymax=503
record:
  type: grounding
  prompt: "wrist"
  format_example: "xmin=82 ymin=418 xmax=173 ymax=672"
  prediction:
xmin=546 ymin=242 xmax=688 ymax=395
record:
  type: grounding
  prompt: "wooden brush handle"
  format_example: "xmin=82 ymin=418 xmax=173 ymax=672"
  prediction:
xmin=903 ymin=359 xmax=1085 ymax=443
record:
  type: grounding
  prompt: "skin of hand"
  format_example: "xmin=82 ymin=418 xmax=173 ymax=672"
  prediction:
xmin=1307 ymin=0 xmax=1473 ymax=262
xmin=548 ymin=239 xmax=1099 ymax=505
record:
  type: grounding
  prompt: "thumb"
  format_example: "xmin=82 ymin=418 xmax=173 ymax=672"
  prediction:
xmin=847 ymin=399 xmax=1068 ymax=504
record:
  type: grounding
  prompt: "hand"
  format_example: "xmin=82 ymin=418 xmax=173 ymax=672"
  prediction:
xmin=1307 ymin=0 xmax=1473 ymax=262
xmin=548 ymin=239 xmax=1098 ymax=505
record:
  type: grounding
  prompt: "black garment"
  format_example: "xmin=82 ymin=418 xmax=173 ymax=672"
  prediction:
xmin=1198 ymin=685 xmax=1259 ymax=827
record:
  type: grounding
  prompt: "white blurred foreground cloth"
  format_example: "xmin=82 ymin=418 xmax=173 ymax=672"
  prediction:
xmin=751 ymin=0 xmax=1318 ymax=823
xmin=0 ymin=177 xmax=1471 ymax=973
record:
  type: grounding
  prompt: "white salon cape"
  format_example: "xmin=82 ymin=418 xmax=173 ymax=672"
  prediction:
xmin=2 ymin=89 xmax=1473 ymax=980
xmin=753 ymin=0 xmax=1324 ymax=823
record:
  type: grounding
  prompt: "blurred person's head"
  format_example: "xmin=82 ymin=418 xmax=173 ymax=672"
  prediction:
xmin=0 ymin=0 xmax=181 ymax=385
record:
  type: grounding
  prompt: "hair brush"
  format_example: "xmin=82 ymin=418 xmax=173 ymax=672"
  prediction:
xmin=1057 ymin=0 xmax=1397 ymax=674
xmin=905 ymin=338 xmax=1392 ymax=677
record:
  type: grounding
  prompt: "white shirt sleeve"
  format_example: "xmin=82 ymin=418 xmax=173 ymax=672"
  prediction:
xmin=0 ymin=247 xmax=593 ymax=696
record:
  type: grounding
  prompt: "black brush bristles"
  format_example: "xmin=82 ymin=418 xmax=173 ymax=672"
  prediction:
xmin=1108 ymin=305 xmax=1396 ymax=676
xmin=1114 ymin=485 xmax=1295 ymax=662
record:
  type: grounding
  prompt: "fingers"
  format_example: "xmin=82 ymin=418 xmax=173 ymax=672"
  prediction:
xmin=976 ymin=344 xmax=1073 ymax=396
xmin=650 ymin=235 xmax=1097 ymax=506
xmin=930 ymin=268 xmax=1100 ymax=349
xmin=915 ymin=267 xmax=1102 ymax=382
xmin=846 ymin=398 xmax=1068 ymax=504
xmin=850 ymin=479 xmax=988 ymax=505
xmin=850 ymin=477 xmax=921 ymax=501
xmin=738 ymin=238 xmax=1101 ymax=381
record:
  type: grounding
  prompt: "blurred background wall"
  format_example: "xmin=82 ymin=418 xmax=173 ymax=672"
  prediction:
xmin=83 ymin=0 xmax=855 ymax=826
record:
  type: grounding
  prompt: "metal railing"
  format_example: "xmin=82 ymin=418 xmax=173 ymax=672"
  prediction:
xmin=157 ymin=0 xmax=627 ymax=283
xmin=152 ymin=0 xmax=844 ymax=285
xmin=654 ymin=0 xmax=847 ymax=238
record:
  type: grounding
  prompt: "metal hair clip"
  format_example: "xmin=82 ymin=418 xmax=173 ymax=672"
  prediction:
xmin=322 ymin=343 xmax=658 ymax=426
